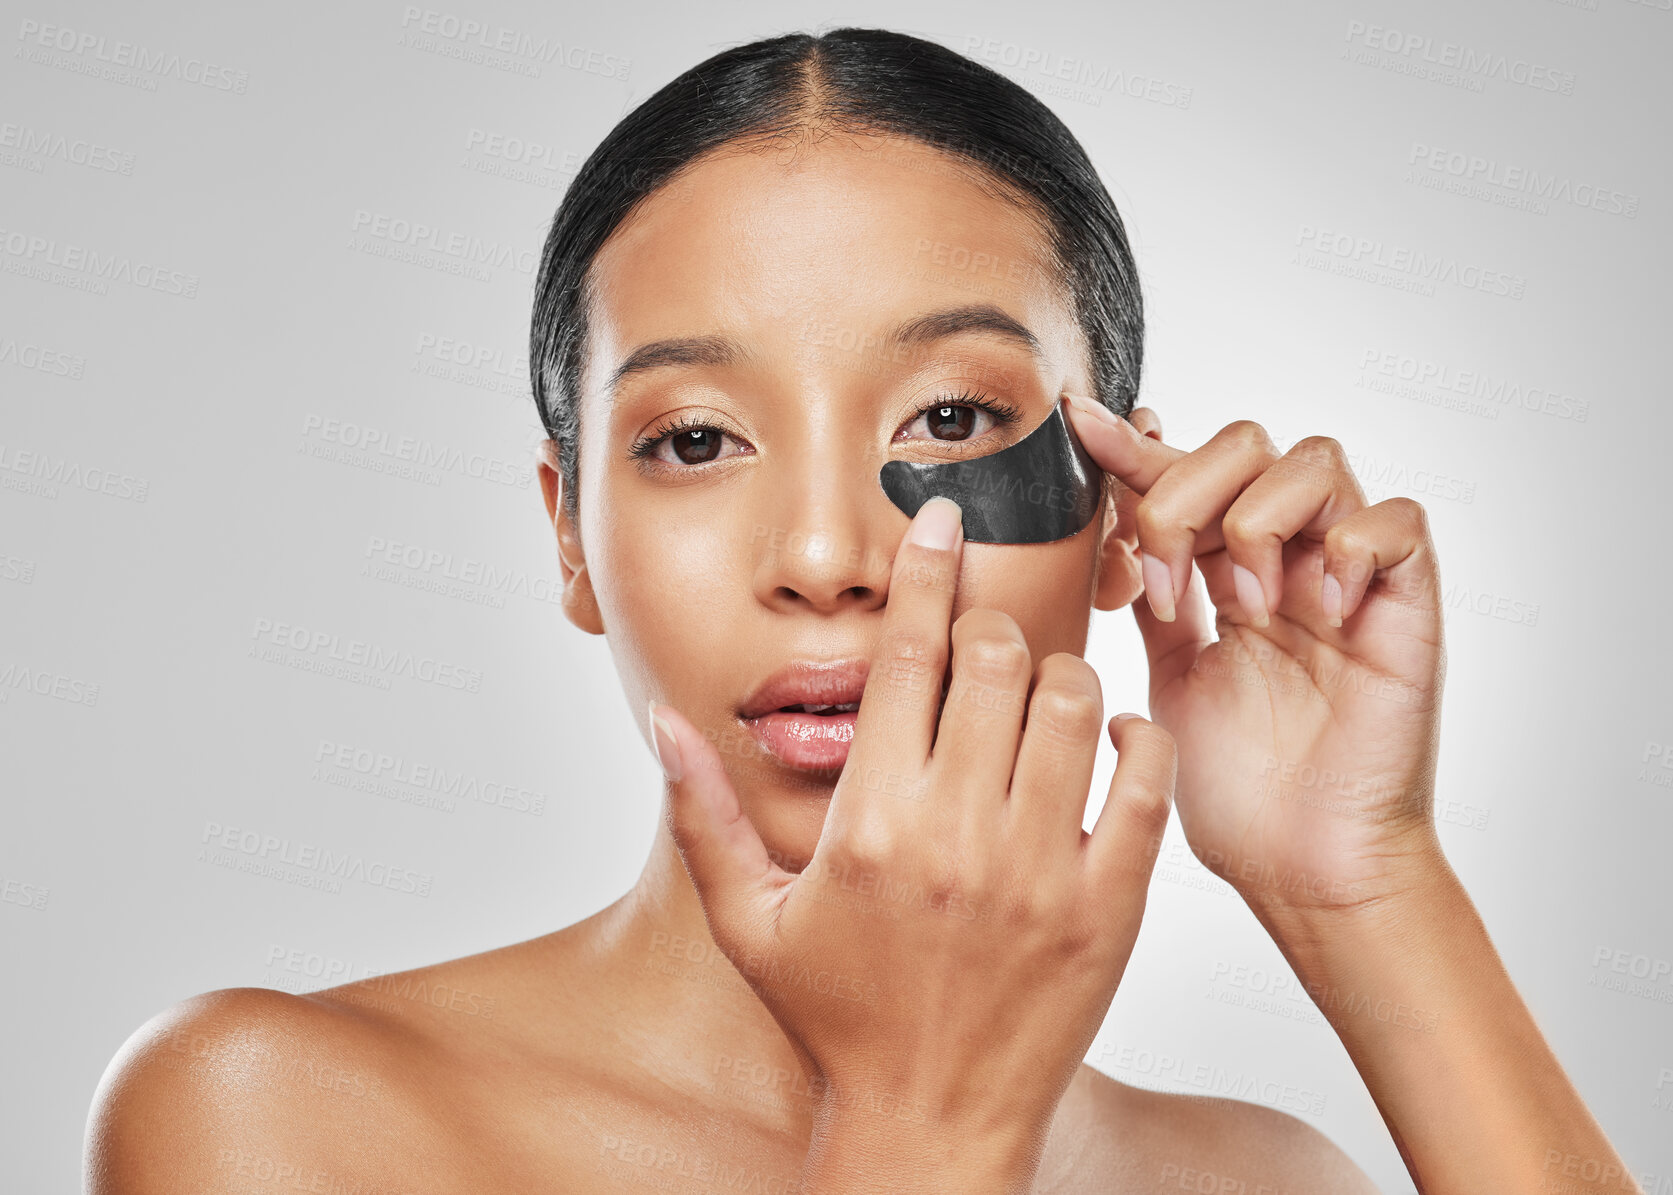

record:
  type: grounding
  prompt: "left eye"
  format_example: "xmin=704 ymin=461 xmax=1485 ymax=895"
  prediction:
xmin=897 ymin=399 xmax=1006 ymax=444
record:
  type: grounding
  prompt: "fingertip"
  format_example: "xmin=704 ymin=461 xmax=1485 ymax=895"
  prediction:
xmin=907 ymin=495 xmax=964 ymax=552
xmin=1107 ymin=711 xmax=1144 ymax=745
xmin=648 ymin=700 xmax=683 ymax=783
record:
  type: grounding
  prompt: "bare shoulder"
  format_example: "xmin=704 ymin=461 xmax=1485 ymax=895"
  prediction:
xmin=1044 ymin=1064 xmax=1382 ymax=1194
xmin=85 ymin=931 xmax=600 ymax=1195
xmin=84 ymin=970 xmax=500 ymax=1195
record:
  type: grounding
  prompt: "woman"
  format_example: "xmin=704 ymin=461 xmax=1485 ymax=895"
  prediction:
xmin=86 ymin=28 xmax=1638 ymax=1194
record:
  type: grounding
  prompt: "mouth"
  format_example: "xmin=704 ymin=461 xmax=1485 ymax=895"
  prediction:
xmin=737 ymin=658 xmax=870 ymax=774
xmin=737 ymin=657 xmax=954 ymax=775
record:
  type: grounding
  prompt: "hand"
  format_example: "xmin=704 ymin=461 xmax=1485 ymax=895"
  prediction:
xmin=1065 ymin=395 xmax=1447 ymax=922
xmin=653 ymin=495 xmax=1178 ymax=1192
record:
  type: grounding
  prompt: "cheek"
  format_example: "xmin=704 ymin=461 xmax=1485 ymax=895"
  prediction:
xmin=591 ymin=501 xmax=751 ymax=690
xmin=955 ymin=537 xmax=1098 ymax=661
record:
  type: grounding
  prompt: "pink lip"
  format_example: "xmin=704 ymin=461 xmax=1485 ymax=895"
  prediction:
xmin=737 ymin=658 xmax=871 ymax=720
xmin=742 ymin=709 xmax=858 ymax=773
xmin=737 ymin=657 xmax=870 ymax=774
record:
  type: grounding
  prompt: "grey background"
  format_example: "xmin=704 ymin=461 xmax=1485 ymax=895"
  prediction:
xmin=3 ymin=1 xmax=1670 ymax=1191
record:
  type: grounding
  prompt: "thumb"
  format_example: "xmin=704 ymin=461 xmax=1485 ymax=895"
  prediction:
xmin=649 ymin=701 xmax=786 ymax=960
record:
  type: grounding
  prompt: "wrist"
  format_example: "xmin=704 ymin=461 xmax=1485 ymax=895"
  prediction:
xmin=1250 ymin=843 xmax=1481 ymax=1039
xmin=1244 ymin=830 xmax=1461 ymax=955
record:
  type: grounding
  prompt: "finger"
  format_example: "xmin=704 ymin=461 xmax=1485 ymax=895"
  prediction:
xmin=1320 ymin=497 xmax=1440 ymax=628
xmin=654 ymin=702 xmax=789 ymax=962
xmin=1063 ymin=393 xmax=1185 ymax=496
xmin=849 ymin=495 xmax=964 ymax=778
xmin=1131 ymin=420 xmax=1280 ymax=622
xmin=1005 ymin=653 xmax=1104 ymax=868
xmin=1085 ymin=714 xmax=1176 ymax=921
xmin=1131 ymin=556 xmax=1214 ymax=694
xmin=1218 ymin=436 xmax=1368 ymax=628
xmin=933 ymin=608 xmax=1032 ymax=812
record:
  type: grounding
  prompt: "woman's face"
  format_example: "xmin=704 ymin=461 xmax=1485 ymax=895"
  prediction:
xmin=542 ymin=130 xmax=1141 ymax=865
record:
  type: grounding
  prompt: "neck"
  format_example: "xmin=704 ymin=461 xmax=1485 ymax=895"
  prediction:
xmin=579 ymin=803 xmax=817 ymax=1131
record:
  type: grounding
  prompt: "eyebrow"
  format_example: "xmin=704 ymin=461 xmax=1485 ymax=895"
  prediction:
xmin=604 ymin=303 xmax=1044 ymax=398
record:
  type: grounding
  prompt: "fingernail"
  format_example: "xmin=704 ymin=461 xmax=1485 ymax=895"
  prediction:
xmin=1321 ymin=572 xmax=1343 ymax=628
xmin=1065 ymin=391 xmax=1120 ymax=428
xmin=1231 ymin=563 xmax=1270 ymax=628
xmin=648 ymin=700 xmax=682 ymax=782
xmin=909 ymin=496 xmax=963 ymax=551
xmin=1113 ymin=712 xmax=1141 ymax=721
xmin=1140 ymin=551 xmax=1175 ymax=622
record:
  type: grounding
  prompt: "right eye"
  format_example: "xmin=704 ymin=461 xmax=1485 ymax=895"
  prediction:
xmin=628 ymin=414 xmax=752 ymax=468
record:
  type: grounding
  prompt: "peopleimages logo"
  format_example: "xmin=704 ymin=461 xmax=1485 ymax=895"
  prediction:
xmin=199 ymin=821 xmax=433 ymax=898
xmin=350 ymin=210 xmax=537 ymax=276
xmin=1295 ymin=225 xmax=1527 ymax=300
xmin=249 ymin=616 xmax=485 ymax=693
xmin=298 ymin=414 xmax=535 ymax=489
xmin=1343 ymin=20 xmax=1576 ymax=94
xmin=14 ymin=18 xmax=252 ymax=93
xmin=1408 ymin=143 xmax=1639 ymax=218
xmin=0 ymin=227 xmax=199 ymax=297
xmin=0 ymin=121 xmax=136 ymax=174
xmin=396 ymin=8 xmax=630 ymax=81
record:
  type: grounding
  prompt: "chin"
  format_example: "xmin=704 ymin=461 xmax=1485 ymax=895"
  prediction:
xmin=740 ymin=776 xmax=835 ymax=874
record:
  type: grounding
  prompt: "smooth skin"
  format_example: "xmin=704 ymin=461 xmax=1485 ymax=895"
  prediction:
xmin=85 ymin=128 xmax=1634 ymax=1194
xmin=657 ymin=494 xmax=1184 ymax=1192
xmin=1058 ymin=399 xmax=1640 ymax=1193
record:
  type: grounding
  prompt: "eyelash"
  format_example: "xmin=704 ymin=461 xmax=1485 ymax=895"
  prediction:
xmin=626 ymin=390 xmax=1023 ymax=465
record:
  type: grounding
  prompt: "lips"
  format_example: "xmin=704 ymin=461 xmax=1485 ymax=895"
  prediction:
xmin=737 ymin=658 xmax=870 ymax=721
xmin=737 ymin=658 xmax=869 ymax=774
xmin=736 ymin=656 xmax=957 ymax=775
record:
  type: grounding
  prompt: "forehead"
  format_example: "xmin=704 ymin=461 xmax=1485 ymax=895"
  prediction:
xmin=580 ymin=132 xmax=1078 ymax=398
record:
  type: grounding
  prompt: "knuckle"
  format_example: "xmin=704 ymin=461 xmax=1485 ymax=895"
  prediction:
xmin=839 ymin=807 xmax=899 ymax=870
xmin=1221 ymin=419 xmax=1273 ymax=452
xmin=1323 ymin=520 xmax=1364 ymax=556
xmin=1292 ymin=434 xmax=1346 ymax=463
xmin=1120 ymin=781 xmax=1173 ymax=836
xmin=880 ymin=628 xmax=939 ymax=672
xmin=876 ymin=630 xmax=941 ymax=700
xmin=1133 ymin=495 xmax=1172 ymax=542
xmin=1218 ymin=505 xmax=1265 ymax=554
xmin=898 ymin=546 xmax=956 ymax=593
xmin=1030 ymin=685 xmax=1104 ymax=741
xmin=1385 ymin=495 xmax=1429 ymax=529
xmin=958 ymin=637 xmax=1032 ymax=693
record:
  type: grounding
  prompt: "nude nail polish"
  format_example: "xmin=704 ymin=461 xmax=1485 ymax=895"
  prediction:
xmin=1232 ymin=563 xmax=1270 ymax=628
xmin=1141 ymin=551 xmax=1175 ymax=622
xmin=648 ymin=700 xmax=682 ymax=782
xmin=1321 ymin=573 xmax=1344 ymax=628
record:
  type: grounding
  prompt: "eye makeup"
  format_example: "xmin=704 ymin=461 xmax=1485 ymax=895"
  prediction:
xmin=624 ymin=387 xmax=1024 ymax=470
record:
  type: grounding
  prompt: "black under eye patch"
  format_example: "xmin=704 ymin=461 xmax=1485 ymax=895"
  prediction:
xmin=878 ymin=399 xmax=1104 ymax=544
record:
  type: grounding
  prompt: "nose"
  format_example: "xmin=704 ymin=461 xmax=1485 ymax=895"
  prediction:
xmin=750 ymin=454 xmax=903 ymax=616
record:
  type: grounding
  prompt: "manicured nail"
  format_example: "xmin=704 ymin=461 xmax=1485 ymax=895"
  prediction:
xmin=1140 ymin=551 xmax=1175 ymax=622
xmin=648 ymin=700 xmax=682 ymax=782
xmin=1231 ymin=563 xmax=1270 ymax=628
xmin=1321 ymin=572 xmax=1343 ymax=628
xmin=909 ymin=496 xmax=963 ymax=551
xmin=1065 ymin=391 xmax=1120 ymax=428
